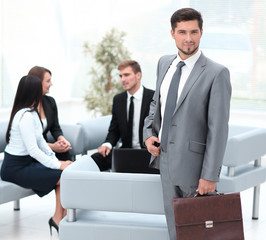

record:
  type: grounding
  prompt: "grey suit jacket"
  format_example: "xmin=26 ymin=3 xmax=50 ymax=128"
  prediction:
xmin=143 ymin=53 xmax=231 ymax=187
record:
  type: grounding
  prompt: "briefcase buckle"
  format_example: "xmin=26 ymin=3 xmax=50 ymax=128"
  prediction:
xmin=205 ymin=220 xmax=213 ymax=228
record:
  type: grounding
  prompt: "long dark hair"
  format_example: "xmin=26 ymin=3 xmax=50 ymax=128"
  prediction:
xmin=6 ymin=75 xmax=43 ymax=143
xmin=28 ymin=66 xmax=52 ymax=82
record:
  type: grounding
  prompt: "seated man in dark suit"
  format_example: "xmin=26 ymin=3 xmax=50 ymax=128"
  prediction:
xmin=91 ymin=60 xmax=154 ymax=171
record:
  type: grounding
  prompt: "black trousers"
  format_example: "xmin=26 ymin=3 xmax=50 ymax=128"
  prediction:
xmin=91 ymin=151 xmax=112 ymax=171
xmin=55 ymin=150 xmax=72 ymax=161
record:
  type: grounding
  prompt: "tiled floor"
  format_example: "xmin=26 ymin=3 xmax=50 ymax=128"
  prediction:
xmin=0 ymin=191 xmax=59 ymax=240
xmin=0 ymin=182 xmax=266 ymax=240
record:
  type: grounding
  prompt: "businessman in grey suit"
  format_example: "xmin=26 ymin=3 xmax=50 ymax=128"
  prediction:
xmin=143 ymin=8 xmax=231 ymax=240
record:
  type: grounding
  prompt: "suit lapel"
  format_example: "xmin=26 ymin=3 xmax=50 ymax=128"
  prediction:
xmin=151 ymin=55 xmax=177 ymax=134
xmin=158 ymin=55 xmax=177 ymax=89
xmin=42 ymin=96 xmax=50 ymax=135
xmin=154 ymin=55 xmax=176 ymax=105
xmin=139 ymin=88 xmax=148 ymax=125
xmin=121 ymin=92 xmax=128 ymax=135
xmin=139 ymin=88 xmax=149 ymax=146
xmin=175 ymin=53 xmax=207 ymax=112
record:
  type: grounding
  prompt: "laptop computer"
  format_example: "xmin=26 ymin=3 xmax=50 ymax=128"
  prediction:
xmin=112 ymin=148 xmax=160 ymax=174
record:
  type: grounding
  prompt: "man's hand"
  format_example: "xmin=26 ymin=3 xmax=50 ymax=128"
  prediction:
xmin=196 ymin=178 xmax=216 ymax=195
xmin=98 ymin=145 xmax=111 ymax=157
xmin=145 ymin=136 xmax=161 ymax=157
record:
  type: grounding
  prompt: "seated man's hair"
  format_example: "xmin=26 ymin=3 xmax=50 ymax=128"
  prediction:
xmin=118 ymin=60 xmax=141 ymax=74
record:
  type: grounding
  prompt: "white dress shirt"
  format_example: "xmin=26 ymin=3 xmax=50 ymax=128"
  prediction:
xmin=126 ymin=85 xmax=143 ymax=149
xmin=5 ymin=108 xmax=61 ymax=169
xmin=159 ymin=50 xmax=202 ymax=140
xmin=103 ymin=86 xmax=144 ymax=149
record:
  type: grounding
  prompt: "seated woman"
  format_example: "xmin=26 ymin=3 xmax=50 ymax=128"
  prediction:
xmin=0 ymin=75 xmax=72 ymax=235
xmin=28 ymin=66 xmax=72 ymax=160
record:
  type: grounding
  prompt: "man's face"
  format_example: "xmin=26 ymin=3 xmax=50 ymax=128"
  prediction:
xmin=171 ymin=20 xmax=203 ymax=60
xmin=119 ymin=66 xmax=141 ymax=95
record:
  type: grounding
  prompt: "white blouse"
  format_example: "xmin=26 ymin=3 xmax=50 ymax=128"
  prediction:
xmin=41 ymin=118 xmax=48 ymax=131
xmin=5 ymin=108 xmax=61 ymax=169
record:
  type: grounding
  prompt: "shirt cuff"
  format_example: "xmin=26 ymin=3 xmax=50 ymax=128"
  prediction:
xmin=102 ymin=142 xmax=112 ymax=150
xmin=55 ymin=161 xmax=61 ymax=169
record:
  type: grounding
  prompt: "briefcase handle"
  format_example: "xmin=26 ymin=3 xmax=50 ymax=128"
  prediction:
xmin=193 ymin=190 xmax=222 ymax=197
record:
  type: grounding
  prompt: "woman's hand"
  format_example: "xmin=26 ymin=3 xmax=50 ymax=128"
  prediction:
xmin=57 ymin=136 xmax=71 ymax=149
xmin=59 ymin=160 xmax=72 ymax=170
xmin=48 ymin=136 xmax=72 ymax=153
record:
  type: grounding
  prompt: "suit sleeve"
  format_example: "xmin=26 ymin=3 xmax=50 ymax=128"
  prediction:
xmin=200 ymin=67 xmax=231 ymax=182
xmin=105 ymin=96 xmax=121 ymax=147
xmin=139 ymin=88 xmax=155 ymax=148
xmin=143 ymin=95 xmax=157 ymax=143
xmin=143 ymin=59 xmax=161 ymax=144
xmin=19 ymin=112 xmax=60 ymax=169
xmin=143 ymin=59 xmax=161 ymax=145
xmin=45 ymin=96 xmax=63 ymax=140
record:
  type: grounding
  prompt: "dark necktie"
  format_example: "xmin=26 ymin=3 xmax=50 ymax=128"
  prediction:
xmin=127 ymin=96 xmax=134 ymax=148
xmin=161 ymin=61 xmax=185 ymax=152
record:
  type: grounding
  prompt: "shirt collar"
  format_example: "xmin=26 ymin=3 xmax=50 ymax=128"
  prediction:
xmin=176 ymin=49 xmax=202 ymax=70
xmin=127 ymin=85 xmax=143 ymax=101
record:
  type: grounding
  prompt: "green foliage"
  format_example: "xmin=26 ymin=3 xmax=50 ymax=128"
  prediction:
xmin=83 ymin=28 xmax=131 ymax=116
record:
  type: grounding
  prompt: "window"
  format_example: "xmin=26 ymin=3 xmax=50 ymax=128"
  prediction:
xmin=190 ymin=0 xmax=266 ymax=111
xmin=1 ymin=0 xmax=266 ymax=113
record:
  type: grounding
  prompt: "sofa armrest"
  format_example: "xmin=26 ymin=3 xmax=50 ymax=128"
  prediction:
xmin=61 ymin=155 xmax=164 ymax=215
xmin=63 ymin=155 xmax=100 ymax=172
xmin=223 ymin=126 xmax=266 ymax=167
xmin=47 ymin=123 xmax=84 ymax=156
xmin=0 ymin=120 xmax=8 ymax=153
xmin=60 ymin=123 xmax=84 ymax=156
xmin=77 ymin=115 xmax=111 ymax=153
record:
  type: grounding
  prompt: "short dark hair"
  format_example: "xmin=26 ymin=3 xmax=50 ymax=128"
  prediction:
xmin=6 ymin=75 xmax=43 ymax=143
xmin=28 ymin=66 xmax=52 ymax=82
xmin=118 ymin=60 xmax=141 ymax=74
xmin=171 ymin=8 xmax=203 ymax=31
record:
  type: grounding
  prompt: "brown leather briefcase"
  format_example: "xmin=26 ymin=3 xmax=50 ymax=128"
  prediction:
xmin=173 ymin=192 xmax=244 ymax=240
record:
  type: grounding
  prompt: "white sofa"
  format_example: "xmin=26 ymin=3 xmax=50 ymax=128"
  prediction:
xmin=47 ymin=123 xmax=84 ymax=160
xmin=0 ymin=120 xmax=34 ymax=210
xmin=77 ymin=115 xmax=111 ymax=154
xmin=59 ymin=155 xmax=168 ymax=240
xmin=217 ymin=124 xmax=266 ymax=219
xmin=59 ymin=124 xmax=266 ymax=240
xmin=0 ymin=120 xmax=85 ymax=210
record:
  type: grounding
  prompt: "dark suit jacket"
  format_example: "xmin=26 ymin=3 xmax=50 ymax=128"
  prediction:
xmin=42 ymin=95 xmax=63 ymax=141
xmin=105 ymin=87 xmax=154 ymax=148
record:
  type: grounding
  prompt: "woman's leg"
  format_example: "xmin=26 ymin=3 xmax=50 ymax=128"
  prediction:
xmin=52 ymin=181 xmax=65 ymax=226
